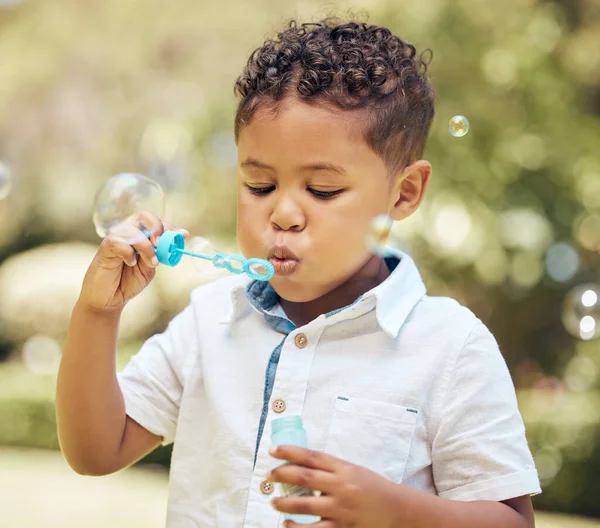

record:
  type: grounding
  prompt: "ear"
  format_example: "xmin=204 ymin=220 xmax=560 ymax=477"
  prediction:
xmin=389 ymin=160 xmax=432 ymax=221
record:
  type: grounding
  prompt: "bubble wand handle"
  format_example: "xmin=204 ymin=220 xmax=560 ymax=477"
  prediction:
xmin=154 ymin=230 xmax=274 ymax=282
xmin=175 ymin=249 xmax=214 ymax=261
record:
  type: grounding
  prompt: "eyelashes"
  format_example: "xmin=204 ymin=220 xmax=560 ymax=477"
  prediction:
xmin=245 ymin=185 xmax=344 ymax=199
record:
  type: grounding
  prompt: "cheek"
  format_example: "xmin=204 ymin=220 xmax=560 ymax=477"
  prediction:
xmin=237 ymin=201 xmax=264 ymax=253
xmin=237 ymin=193 xmax=262 ymax=223
xmin=314 ymin=205 xmax=372 ymax=245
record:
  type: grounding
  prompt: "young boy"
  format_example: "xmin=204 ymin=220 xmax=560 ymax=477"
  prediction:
xmin=56 ymin=18 xmax=541 ymax=528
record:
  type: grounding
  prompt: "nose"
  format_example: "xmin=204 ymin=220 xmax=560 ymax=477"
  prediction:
xmin=270 ymin=195 xmax=305 ymax=231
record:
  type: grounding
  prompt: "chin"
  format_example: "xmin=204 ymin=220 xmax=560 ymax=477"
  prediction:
xmin=268 ymin=279 xmax=324 ymax=303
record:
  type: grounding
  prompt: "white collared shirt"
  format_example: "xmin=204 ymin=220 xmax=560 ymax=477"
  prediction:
xmin=117 ymin=251 xmax=541 ymax=527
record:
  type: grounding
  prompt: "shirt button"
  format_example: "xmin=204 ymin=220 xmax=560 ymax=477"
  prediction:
xmin=272 ymin=398 xmax=287 ymax=413
xmin=260 ymin=480 xmax=275 ymax=495
xmin=294 ymin=333 xmax=308 ymax=348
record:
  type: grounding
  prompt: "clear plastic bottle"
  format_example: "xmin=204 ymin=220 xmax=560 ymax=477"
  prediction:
xmin=270 ymin=415 xmax=321 ymax=525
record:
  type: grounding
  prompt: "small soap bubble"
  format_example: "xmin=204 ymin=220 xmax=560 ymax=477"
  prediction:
xmin=562 ymin=283 xmax=600 ymax=340
xmin=366 ymin=215 xmax=393 ymax=256
xmin=189 ymin=236 xmax=219 ymax=275
xmin=0 ymin=160 xmax=12 ymax=200
xmin=449 ymin=115 xmax=470 ymax=138
xmin=93 ymin=173 xmax=165 ymax=244
xmin=208 ymin=130 xmax=238 ymax=171
xmin=22 ymin=334 xmax=62 ymax=375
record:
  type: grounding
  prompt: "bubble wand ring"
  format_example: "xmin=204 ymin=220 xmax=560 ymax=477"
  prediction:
xmin=155 ymin=230 xmax=274 ymax=281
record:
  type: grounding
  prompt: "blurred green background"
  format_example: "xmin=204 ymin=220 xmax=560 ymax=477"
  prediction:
xmin=0 ymin=0 xmax=599 ymax=525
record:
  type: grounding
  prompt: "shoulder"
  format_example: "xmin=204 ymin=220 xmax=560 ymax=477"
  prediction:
xmin=404 ymin=294 xmax=504 ymax=388
xmin=187 ymin=274 xmax=252 ymax=323
xmin=409 ymin=294 xmax=483 ymax=343
xmin=189 ymin=273 xmax=250 ymax=301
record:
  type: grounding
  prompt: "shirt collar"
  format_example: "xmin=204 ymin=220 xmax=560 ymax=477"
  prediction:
xmin=221 ymin=247 xmax=426 ymax=337
xmin=365 ymin=248 xmax=427 ymax=337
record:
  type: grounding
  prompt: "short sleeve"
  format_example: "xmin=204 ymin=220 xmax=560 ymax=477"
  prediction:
xmin=431 ymin=322 xmax=541 ymax=501
xmin=117 ymin=303 xmax=198 ymax=446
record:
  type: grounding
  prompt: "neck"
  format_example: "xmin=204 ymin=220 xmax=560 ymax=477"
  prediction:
xmin=280 ymin=255 xmax=391 ymax=328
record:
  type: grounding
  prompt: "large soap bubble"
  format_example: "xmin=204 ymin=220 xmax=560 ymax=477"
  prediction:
xmin=93 ymin=173 xmax=165 ymax=243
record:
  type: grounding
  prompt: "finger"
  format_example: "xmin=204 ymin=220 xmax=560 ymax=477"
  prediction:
xmin=271 ymin=494 xmax=336 ymax=520
xmin=136 ymin=210 xmax=165 ymax=246
xmin=269 ymin=446 xmax=340 ymax=473
xmin=267 ymin=464 xmax=338 ymax=495
xmin=108 ymin=221 xmax=158 ymax=268
xmin=284 ymin=520 xmax=335 ymax=528
xmin=102 ymin=234 xmax=137 ymax=267
xmin=162 ymin=220 xmax=190 ymax=240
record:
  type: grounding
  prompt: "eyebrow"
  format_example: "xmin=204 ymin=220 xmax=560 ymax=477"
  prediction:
xmin=240 ymin=158 xmax=347 ymax=175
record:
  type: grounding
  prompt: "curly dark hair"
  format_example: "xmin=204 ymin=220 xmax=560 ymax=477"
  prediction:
xmin=234 ymin=18 xmax=435 ymax=173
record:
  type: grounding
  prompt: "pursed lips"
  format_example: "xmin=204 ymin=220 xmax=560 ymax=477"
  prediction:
xmin=266 ymin=245 xmax=300 ymax=276
xmin=266 ymin=245 xmax=300 ymax=261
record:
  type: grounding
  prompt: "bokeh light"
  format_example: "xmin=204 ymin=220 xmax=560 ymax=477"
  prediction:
xmin=564 ymin=354 xmax=597 ymax=393
xmin=501 ymin=208 xmax=553 ymax=252
xmin=431 ymin=203 xmax=472 ymax=251
xmin=575 ymin=214 xmax=600 ymax=251
xmin=562 ymin=284 xmax=600 ymax=340
xmin=21 ymin=334 xmax=62 ymax=376
xmin=545 ymin=242 xmax=580 ymax=283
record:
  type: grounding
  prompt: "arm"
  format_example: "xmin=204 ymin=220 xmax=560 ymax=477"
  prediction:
xmin=56 ymin=301 xmax=162 ymax=475
xmin=56 ymin=220 xmax=189 ymax=475
xmin=267 ymin=445 xmax=536 ymax=528
xmin=391 ymin=485 xmax=534 ymax=528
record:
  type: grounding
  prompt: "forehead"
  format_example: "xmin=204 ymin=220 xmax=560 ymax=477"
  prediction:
xmin=238 ymin=101 xmax=374 ymax=165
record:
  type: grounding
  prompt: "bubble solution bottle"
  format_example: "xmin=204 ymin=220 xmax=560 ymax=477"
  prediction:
xmin=270 ymin=415 xmax=321 ymax=525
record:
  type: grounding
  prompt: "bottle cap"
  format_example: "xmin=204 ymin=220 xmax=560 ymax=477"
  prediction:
xmin=156 ymin=230 xmax=185 ymax=267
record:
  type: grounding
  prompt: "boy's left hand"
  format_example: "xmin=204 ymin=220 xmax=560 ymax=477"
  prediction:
xmin=267 ymin=445 xmax=401 ymax=528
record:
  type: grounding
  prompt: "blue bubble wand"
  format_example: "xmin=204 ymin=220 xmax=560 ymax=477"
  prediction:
xmin=153 ymin=230 xmax=274 ymax=281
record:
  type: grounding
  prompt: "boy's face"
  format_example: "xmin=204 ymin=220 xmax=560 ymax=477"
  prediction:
xmin=236 ymin=101 xmax=424 ymax=303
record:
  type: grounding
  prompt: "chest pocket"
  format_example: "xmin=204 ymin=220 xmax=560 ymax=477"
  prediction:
xmin=324 ymin=396 xmax=418 ymax=483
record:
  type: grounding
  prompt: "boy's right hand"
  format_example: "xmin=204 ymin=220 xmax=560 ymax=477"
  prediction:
xmin=79 ymin=213 xmax=190 ymax=313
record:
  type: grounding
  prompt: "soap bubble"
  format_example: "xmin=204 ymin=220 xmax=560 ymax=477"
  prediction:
xmin=449 ymin=115 xmax=470 ymax=138
xmin=366 ymin=215 xmax=393 ymax=256
xmin=93 ymin=173 xmax=165 ymax=244
xmin=562 ymin=283 xmax=600 ymax=340
xmin=208 ymin=130 xmax=238 ymax=171
xmin=140 ymin=119 xmax=193 ymax=191
xmin=22 ymin=334 xmax=62 ymax=375
xmin=0 ymin=161 xmax=12 ymax=200
xmin=545 ymin=242 xmax=580 ymax=283
xmin=534 ymin=448 xmax=563 ymax=486
xmin=189 ymin=237 xmax=218 ymax=273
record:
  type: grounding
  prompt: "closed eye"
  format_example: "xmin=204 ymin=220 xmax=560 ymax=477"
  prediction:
xmin=309 ymin=188 xmax=344 ymax=199
xmin=245 ymin=184 xmax=344 ymax=199
xmin=245 ymin=185 xmax=274 ymax=195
